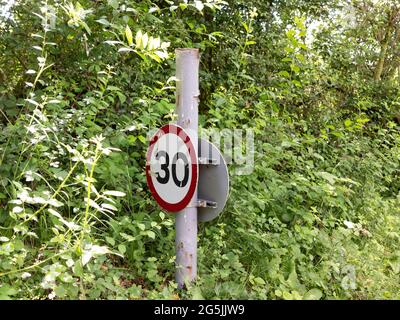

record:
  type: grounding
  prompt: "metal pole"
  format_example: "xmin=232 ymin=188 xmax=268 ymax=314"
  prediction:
xmin=175 ymin=48 xmax=199 ymax=288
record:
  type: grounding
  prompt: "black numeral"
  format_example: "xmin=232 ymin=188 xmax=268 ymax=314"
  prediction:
xmin=155 ymin=151 xmax=189 ymax=187
xmin=155 ymin=151 xmax=170 ymax=184
xmin=172 ymin=152 xmax=189 ymax=187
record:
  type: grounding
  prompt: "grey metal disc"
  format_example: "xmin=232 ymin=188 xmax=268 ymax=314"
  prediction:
xmin=197 ymin=138 xmax=230 ymax=222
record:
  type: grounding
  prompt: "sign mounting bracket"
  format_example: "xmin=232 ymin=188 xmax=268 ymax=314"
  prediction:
xmin=198 ymin=157 xmax=218 ymax=165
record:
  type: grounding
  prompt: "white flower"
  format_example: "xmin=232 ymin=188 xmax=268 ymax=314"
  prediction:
xmin=26 ymin=125 xmax=37 ymax=133
xmin=25 ymin=170 xmax=34 ymax=182
xmin=343 ymin=220 xmax=354 ymax=229
xmin=50 ymin=161 xmax=60 ymax=168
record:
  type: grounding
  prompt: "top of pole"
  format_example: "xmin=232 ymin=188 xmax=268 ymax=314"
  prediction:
xmin=175 ymin=48 xmax=200 ymax=59
xmin=175 ymin=48 xmax=200 ymax=53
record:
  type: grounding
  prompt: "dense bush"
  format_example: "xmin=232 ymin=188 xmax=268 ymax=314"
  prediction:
xmin=0 ymin=0 xmax=400 ymax=299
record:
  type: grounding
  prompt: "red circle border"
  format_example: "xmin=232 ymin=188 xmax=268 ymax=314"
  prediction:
xmin=145 ymin=124 xmax=198 ymax=212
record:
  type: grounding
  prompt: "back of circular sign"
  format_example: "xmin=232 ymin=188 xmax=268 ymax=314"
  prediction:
xmin=197 ymin=138 xmax=230 ymax=222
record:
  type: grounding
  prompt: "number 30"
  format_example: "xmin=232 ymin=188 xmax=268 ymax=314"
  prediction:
xmin=155 ymin=151 xmax=189 ymax=187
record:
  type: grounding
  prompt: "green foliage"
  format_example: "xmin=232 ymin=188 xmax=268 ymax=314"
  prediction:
xmin=1 ymin=0 xmax=400 ymax=300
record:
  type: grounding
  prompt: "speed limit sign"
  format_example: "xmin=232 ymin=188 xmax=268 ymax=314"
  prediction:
xmin=146 ymin=124 xmax=198 ymax=212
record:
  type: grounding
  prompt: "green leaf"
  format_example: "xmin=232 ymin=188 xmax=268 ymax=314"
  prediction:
xmin=0 ymin=285 xmax=18 ymax=300
xmin=118 ymin=47 xmax=134 ymax=53
xmin=278 ymin=71 xmax=290 ymax=78
xmin=286 ymin=29 xmax=296 ymax=39
xmin=106 ymin=236 xmax=115 ymax=246
xmin=81 ymin=245 xmax=109 ymax=266
xmin=292 ymin=79 xmax=302 ymax=87
xmin=295 ymin=53 xmax=305 ymax=62
xmin=135 ymin=30 xmax=143 ymax=49
xmin=81 ymin=21 xmax=92 ymax=35
xmin=191 ymin=287 xmax=204 ymax=300
xmin=147 ymin=231 xmax=156 ymax=239
xmin=304 ymin=288 xmax=323 ymax=300
xmin=141 ymin=33 xmax=149 ymax=49
xmin=96 ymin=18 xmax=110 ymax=26
xmin=179 ymin=3 xmax=188 ymax=10
xmin=118 ymin=244 xmax=126 ymax=255
xmin=25 ymin=99 xmax=39 ymax=106
xmin=254 ymin=277 xmax=266 ymax=285
xmin=138 ymin=135 xmax=146 ymax=144
xmin=125 ymin=25 xmax=133 ymax=46
xmin=103 ymin=190 xmax=126 ymax=197
xmin=116 ymin=92 xmax=126 ymax=104
xmin=101 ymin=203 xmax=118 ymax=212
xmin=241 ymin=22 xmax=249 ymax=33
xmin=344 ymin=119 xmax=352 ymax=127
xmin=245 ymin=40 xmax=256 ymax=46
xmin=282 ymin=291 xmax=292 ymax=300
xmin=316 ymin=171 xmax=337 ymax=185
xmin=54 ymin=285 xmax=66 ymax=298
xmin=290 ymin=64 xmax=300 ymax=73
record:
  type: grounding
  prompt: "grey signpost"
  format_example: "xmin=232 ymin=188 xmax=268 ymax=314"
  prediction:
xmin=146 ymin=48 xmax=229 ymax=289
xmin=175 ymin=48 xmax=200 ymax=288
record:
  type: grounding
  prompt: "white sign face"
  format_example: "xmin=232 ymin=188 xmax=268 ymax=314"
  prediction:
xmin=146 ymin=124 xmax=198 ymax=212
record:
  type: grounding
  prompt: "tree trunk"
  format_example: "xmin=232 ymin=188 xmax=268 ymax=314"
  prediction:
xmin=374 ymin=28 xmax=392 ymax=81
xmin=374 ymin=7 xmax=400 ymax=81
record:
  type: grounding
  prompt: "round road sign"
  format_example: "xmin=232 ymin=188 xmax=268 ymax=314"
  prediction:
xmin=146 ymin=124 xmax=198 ymax=212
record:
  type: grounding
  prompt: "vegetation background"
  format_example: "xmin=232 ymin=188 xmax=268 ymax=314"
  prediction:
xmin=0 ymin=0 xmax=400 ymax=300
